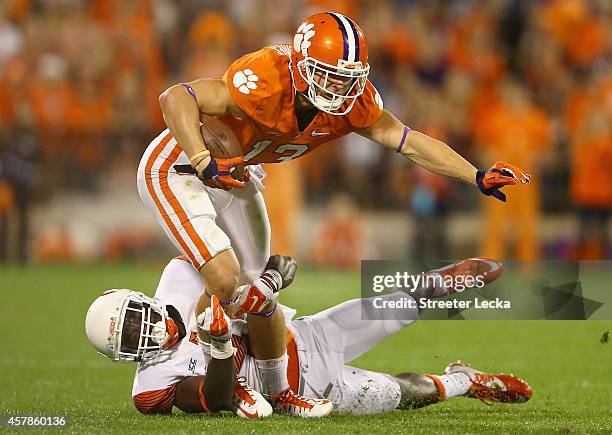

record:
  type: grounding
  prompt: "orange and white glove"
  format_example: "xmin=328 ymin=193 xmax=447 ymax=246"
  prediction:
xmin=476 ymin=161 xmax=531 ymax=202
xmin=197 ymin=295 xmax=234 ymax=359
xmin=233 ymin=255 xmax=297 ymax=319
xmin=232 ymin=274 xmax=281 ymax=319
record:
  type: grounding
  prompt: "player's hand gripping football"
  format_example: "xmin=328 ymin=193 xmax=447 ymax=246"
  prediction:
xmin=198 ymin=156 xmax=248 ymax=190
xmin=476 ymin=162 xmax=531 ymax=202
xmin=233 ymin=255 xmax=298 ymax=319
xmin=174 ymin=157 xmax=248 ymax=190
xmin=197 ymin=295 xmax=234 ymax=359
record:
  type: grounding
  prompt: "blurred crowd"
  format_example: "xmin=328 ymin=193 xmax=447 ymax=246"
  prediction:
xmin=0 ymin=0 xmax=610 ymax=263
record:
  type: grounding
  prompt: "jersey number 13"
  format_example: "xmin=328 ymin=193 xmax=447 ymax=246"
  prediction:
xmin=244 ymin=140 xmax=309 ymax=162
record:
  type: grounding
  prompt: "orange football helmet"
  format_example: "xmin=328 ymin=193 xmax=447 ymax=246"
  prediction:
xmin=290 ymin=12 xmax=370 ymax=115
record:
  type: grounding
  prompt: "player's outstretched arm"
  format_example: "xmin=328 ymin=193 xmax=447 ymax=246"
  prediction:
xmin=359 ymin=110 xmax=531 ymax=201
xmin=358 ymin=110 xmax=477 ymax=184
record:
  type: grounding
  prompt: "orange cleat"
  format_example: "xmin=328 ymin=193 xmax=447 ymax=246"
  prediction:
xmin=445 ymin=361 xmax=532 ymax=404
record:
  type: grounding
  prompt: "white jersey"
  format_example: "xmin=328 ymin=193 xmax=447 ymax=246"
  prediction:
xmin=131 ymin=258 xmax=296 ymax=398
xmin=132 ymin=257 xmax=411 ymax=415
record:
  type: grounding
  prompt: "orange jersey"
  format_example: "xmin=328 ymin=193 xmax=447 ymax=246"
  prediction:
xmin=218 ymin=44 xmax=384 ymax=164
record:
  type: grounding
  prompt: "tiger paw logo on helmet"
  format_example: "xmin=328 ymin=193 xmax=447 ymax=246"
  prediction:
xmin=233 ymin=69 xmax=259 ymax=94
xmin=293 ymin=22 xmax=315 ymax=56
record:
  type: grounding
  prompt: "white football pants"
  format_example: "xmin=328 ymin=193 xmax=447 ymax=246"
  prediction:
xmin=137 ymin=129 xmax=270 ymax=283
xmin=288 ymin=292 xmax=419 ymax=415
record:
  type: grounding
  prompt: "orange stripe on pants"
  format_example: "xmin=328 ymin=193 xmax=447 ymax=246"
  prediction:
xmin=158 ymin=145 xmax=213 ymax=265
xmin=144 ymin=133 xmax=212 ymax=269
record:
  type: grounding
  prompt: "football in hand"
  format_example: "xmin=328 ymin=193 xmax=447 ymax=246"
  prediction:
xmin=199 ymin=114 xmax=246 ymax=181
xmin=199 ymin=114 xmax=243 ymax=159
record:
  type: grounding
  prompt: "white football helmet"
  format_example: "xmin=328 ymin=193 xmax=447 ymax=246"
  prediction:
xmin=85 ymin=289 xmax=170 ymax=362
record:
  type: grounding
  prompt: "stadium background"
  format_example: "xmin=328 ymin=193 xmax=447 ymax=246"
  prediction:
xmin=0 ymin=0 xmax=611 ymax=432
xmin=0 ymin=0 xmax=610 ymax=265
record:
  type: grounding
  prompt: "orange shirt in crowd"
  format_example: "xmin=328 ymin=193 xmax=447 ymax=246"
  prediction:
xmin=26 ymin=80 xmax=76 ymax=134
xmin=188 ymin=12 xmax=235 ymax=49
xmin=5 ymin=0 xmax=30 ymax=24
xmin=447 ymin=9 xmax=506 ymax=82
xmin=565 ymin=78 xmax=612 ymax=208
xmin=0 ymin=182 xmax=14 ymax=214
xmin=538 ymin=0 xmax=606 ymax=67
xmin=570 ymin=134 xmax=612 ymax=208
xmin=475 ymin=102 xmax=551 ymax=171
xmin=475 ymin=94 xmax=551 ymax=260
xmin=91 ymin=0 xmax=164 ymax=129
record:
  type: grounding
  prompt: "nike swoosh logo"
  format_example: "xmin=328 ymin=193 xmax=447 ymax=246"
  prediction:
xmin=250 ymin=295 xmax=260 ymax=310
xmin=311 ymin=130 xmax=330 ymax=137
xmin=238 ymin=405 xmax=259 ymax=418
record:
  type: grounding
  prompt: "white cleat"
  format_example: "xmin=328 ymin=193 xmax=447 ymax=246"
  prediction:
xmin=273 ymin=388 xmax=333 ymax=417
xmin=232 ymin=377 xmax=273 ymax=419
xmin=445 ymin=361 xmax=532 ymax=404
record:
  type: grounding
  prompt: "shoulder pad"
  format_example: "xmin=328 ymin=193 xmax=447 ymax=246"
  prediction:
xmin=346 ymin=81 xmax=384 ymax=129
xmin=226 ymin=46 xmax=291 ymax=127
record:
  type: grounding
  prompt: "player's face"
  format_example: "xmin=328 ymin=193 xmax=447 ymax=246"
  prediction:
xmin=312 ymin=70 xmax=353 ymax=96
xmin=120 ymin=303 xmax=163 ymax=356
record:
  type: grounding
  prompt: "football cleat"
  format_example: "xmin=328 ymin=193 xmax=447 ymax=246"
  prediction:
xmin=427 ymin=257 xmax=503 ymax=296
xmin=232 ymin=377 xmax=273 ymax=419
xmin=273 ymin=388 xmax=333 ymax=417
xmin=445 ymin=361 xmax=532 ymax=404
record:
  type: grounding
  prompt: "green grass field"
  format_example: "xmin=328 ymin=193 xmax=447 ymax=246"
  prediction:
xmin=1 ymin=262 xmax=611 ymax=433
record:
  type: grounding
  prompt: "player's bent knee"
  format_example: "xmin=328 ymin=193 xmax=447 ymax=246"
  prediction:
xmin=200 ymin=249 xmax=240 ymax=301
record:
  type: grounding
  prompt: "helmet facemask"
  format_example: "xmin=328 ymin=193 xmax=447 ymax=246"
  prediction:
xmin=296 ymin=56 xmax=370 ymax=115
xmin=112 ymin=293 xmax=170 ymax=362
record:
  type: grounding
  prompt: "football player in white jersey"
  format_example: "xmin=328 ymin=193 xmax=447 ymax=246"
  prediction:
xmin=85 ymin=255 xmax=532 ymax=417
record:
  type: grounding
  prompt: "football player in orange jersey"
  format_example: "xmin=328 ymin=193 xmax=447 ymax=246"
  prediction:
xmin=136 ymin=12 xmax=532 ymax=416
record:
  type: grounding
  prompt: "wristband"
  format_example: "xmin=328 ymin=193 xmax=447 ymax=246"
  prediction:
xmin=209 ymin=337 xmax=236 ymax=360
xmin=259 ymin=269 xmax=283 ymax=293
xmin=190 ymin=150 xmax=211 ymax=166
xmin=249 ymin=302 xmax=278 ymax=317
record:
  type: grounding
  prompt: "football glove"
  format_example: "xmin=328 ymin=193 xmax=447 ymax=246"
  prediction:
xmin=197 ymin=295 xmax=234 ymax=359
xmin=233 ymin=255 xmax=297 ymax=319
xmin=263 ymin=254 xmax=298 ymax=290
xmin=476 ymin=162 xmax=531 ymax=202
xmin=174 ymin=156 xmax=248 ymax=190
